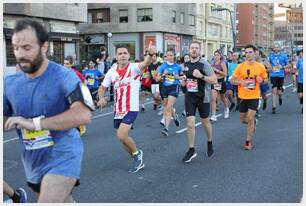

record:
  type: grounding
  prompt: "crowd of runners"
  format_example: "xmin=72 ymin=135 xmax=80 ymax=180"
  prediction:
xmin=3 ymin=19 xmax=303 ymax=203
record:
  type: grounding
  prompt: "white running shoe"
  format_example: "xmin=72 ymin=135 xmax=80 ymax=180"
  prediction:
xmin=160 ymin=118 xmax=165 ymax=126
xmin=210 ymin=114 xmax=217 ymax=122
xmin=224 ymin=107 xmax=229 ymax=119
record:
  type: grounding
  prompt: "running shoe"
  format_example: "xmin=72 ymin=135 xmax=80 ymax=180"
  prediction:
xmin=181 ymin=111 xmax=186 ymax=116
xmin=279 ymin=96 xmax=283 ymax=106
xmin=173 ymin=114 xmax=180 ymax=127
xmin=255 ymin=111 xmax=261 ymax=118
xmin=229 ymin=103 xmax=235 ymax=111
xmin=160 ymin=118 xmax=165 ymax=126
xmin=141 ymin=107 xmax=145 ymax=112
xmin=15 ymin=188 xmax=27 ymax=203
xmin=292 ymin=87 xmax=297 ymax=93
xmin=182 ymin=149 xmax=197 ymax=163
xmin=153 ymin=104 xmax=157 ymax=110
xmin=262 ymin=99 xmax=267 ymax=111
xmin=272 ymin=107 xmax=276 ymax=114
xmin=161 ymin=128 xmax=169 ymax=136
xmin=224 ymin=107 xmax=229 ymax=119
xmin=207 ymin=143 xmax=214 ymax=157
xmin=210 ymin=114 xmax=217 ymax=122
xmin=129 ymin=149 xmax=145 ymax=173
xmin=244 ymin=141 xmax=252 ymax=150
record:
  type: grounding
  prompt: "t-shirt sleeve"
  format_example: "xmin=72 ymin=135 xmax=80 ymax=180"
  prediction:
xmin=158 ymin=64 xmax=165 ymax=74
xmin=63 ymin=69 xmax=81 ymax=97
xmin=3 ymin=91 xmax=12 ymax=117
xmin=131 ymin=63 xmax=141 ymax=76
xmin=232 ymin=64 xmax=241 ymax=79
xmin=102 ymin=69 xmax=112 ymax=88
xmin=201 ymin=60 xmax=214 ymax=76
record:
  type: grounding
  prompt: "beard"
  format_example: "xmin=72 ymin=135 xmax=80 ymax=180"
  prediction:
xmin=17 ymin=51 xmax=44 ymax=74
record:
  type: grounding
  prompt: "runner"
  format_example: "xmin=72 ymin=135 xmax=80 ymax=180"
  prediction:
xmin=231 ymin=45 xmax=268 ymax=150
xmin=140 ymin=54 xmax=152 ymax=112
xmin=255 ymin=50 xmax=272 ymax=115
xmin=180 ymin=54 xmax=191 ymax=116
xmin=3 ymin=180 xmax=27 ymax=203
xmin=156 ymin=49 xmax=182 ymax=136
xmin=296 ymin=50 xmax=303 ymax=114
xmin=148 ymin=53 xmax=162 ymax=110
xmin=268 ymin=43 xmax=290 ymax=114
xmin=290 ymin=58 xmax=298 ymax=93
xmin=226 ymin=52 xmax=240 ymax=112
xmin=180 ymin=41 xmax=217 ymax=162
xmin=97 ymin=44 xmax=157 ymax=173
xmin=210 ymin=50 xmax=229 ymax=122
xmin=4 ymin=19 xmax=93 ymax=202
xmin=83 ymin=59 xmax=104 ymax=106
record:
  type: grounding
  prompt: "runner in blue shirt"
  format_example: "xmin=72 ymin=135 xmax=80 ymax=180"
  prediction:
xmin=268 ymin=43 xmax=290 ymax=114
xmin=157 ymin=49 xmax=183 ymax=136
xmin=3 ymin=19 xmax=92 ymax=202
xmin=226 ymin=52 xmax=240 ymax=112
xmin=82 ymin=59 xmax=103 ymax=105
xmin=296 ymin=50 xmax=303 ymax=114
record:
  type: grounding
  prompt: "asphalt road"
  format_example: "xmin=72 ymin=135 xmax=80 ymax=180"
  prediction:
xmin=3 ymin=81 xmax=303 ymax=203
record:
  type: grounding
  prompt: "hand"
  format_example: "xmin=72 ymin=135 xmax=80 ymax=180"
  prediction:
xmin=179 ymin=79 xmax=186 ymax=87
xmin=256 ymin=76 xmax=263 ymax=84
xmin=97 ymin=97 xmax=107 ymax=109
xmin=5 ymin=116 xmax=35 ymax=131
xmin=162 ymin=70 xmax=169 ymax=77
xmin=147 ymin=42 xmax=156 ymax=55
xmin=192 ymin=69 xmax=203 ymax=79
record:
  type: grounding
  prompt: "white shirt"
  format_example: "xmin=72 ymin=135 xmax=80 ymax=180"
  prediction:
xmin=102 ymin=63 xmax=141 ymax=115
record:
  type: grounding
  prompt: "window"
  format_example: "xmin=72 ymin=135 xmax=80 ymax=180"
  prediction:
xmin=137 ymin=8 xmax=153 ymax=22
xmin=88 ymin=9 xmax=110 ymax=23
xmin=119 ymin=9 xmax=128 ymax=23
xmin=6 ymin=39 xmax=16 ymax=66
xmin=189 ymin=15 xmax=195 ymax=26
xmin=87 ymin=13 xmax=92 ymax=24
xmin=180 ymin=12 xmax=184 ymax=24
xmin=172 ymin=10 xmax=176 ymax=23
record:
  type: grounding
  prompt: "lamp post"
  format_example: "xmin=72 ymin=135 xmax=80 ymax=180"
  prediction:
xmin=107 ymin=32 xmax=112 ymax=57
xmin=211 ymin=7 xmax=236 ymax=52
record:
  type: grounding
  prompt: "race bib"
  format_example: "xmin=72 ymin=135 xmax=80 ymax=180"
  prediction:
xmin=244 ymin=78 xmax=256 ymax=89
xmin=88 ymin=78 xmax=95 ymax=86
xmin=273 ymin=65 xmax=281 ymax=72
xmin=214 ymin=82 xmax=222 ymax=91
xmin=186 ymin=79 xmax=199 ymax=92
xmin=165 ymin=74 xmax=175 ymax=84
xmin=21 ymin=129 xmax=54 ymax=150
xmin=114 ymin=111 xmax=128 ymax=119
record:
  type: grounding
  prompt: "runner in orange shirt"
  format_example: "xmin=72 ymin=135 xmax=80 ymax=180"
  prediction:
xmin=231 ymin=45 xmax=268 ymax=150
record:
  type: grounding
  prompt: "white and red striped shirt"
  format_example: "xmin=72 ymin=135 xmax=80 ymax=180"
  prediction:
xmin=102 ymin=63 xmax=141 ymax=116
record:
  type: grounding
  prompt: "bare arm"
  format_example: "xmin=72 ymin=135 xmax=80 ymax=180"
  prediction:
xmin=138 ymin=44 xmax=157 ymax=73
xmin=231 ymin=76 xmax=242 ymax=86
xmin=203 ymin=73 xmax=217 ymax=84
xmin=41 ymin=102 xmax=91 ymax=131
xmin=214 ymin=62 xmax=227 ymax=77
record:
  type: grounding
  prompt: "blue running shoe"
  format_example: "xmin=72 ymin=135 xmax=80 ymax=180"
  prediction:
xmin=129 ymin=149 xmax=145 ymax=173
xmin=15 ymin=188 xmax=27 ymax=203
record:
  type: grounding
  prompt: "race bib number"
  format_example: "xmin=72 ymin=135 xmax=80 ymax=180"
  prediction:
xmin=165 ymin=74 xmax=175 ymax=84
xmin=214 ymin=82 xmax=222 ymax=91
xmin=88 ymin=78 xmax=95 ymax=86
xmin=21 ymin=129 xmax=54 ymax=150
xmin=186 ymin=79 xmax=199 ymax=92
xmin=114 ymin=111 xmax=128 ymax=119
xmin=273 ymin=65 xmax=281 ymax=72
xmin=243 ymin=78 xmax=256 ymax=89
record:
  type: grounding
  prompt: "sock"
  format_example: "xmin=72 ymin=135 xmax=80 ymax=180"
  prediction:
xmin=132 ymin=150 xmax=139 ymax=156
xmin=11 ymin=190 xmax=20 ymax=203
xmin=189 ymin=147 xmax=195 ymax=152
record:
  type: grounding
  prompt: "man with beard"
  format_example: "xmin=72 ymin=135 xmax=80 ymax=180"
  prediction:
xmin=3 ymin=19 xmax=92 ymax=202
xmin=268 ymin=43 xmax=290 ymax=114
xmin=180 ymin=41 xmax=217 ymax=163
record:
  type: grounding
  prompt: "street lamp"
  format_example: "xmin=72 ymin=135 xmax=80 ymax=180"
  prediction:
xmin=107 ymin=32 xmax=112 ymax=57
xmin=211 ymin=7 xmax=236 ymax=52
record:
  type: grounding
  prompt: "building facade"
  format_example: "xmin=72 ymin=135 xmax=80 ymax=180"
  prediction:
xmin=79 ymin=3 xmax=196 ymax=61
xmin=236 ymin=3 xmax=274 ymax=53
xmin=274 ymin=3 xmax=303 ymax=56
xmin=195 ymin=3 xmax=234 ymax=60
xmin=3 ymin=3 xmax=87 ymax=76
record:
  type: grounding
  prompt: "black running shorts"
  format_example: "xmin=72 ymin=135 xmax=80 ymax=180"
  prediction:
xmin=270 ymin=77 xmax=284 ymax=90
xmin=185 ymin=96 xmax=210 ymax=118
xmin=297 ymin=83 xmax=303 ymax=93
xmin=239 ymin=99 xmax=259 ymax=113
